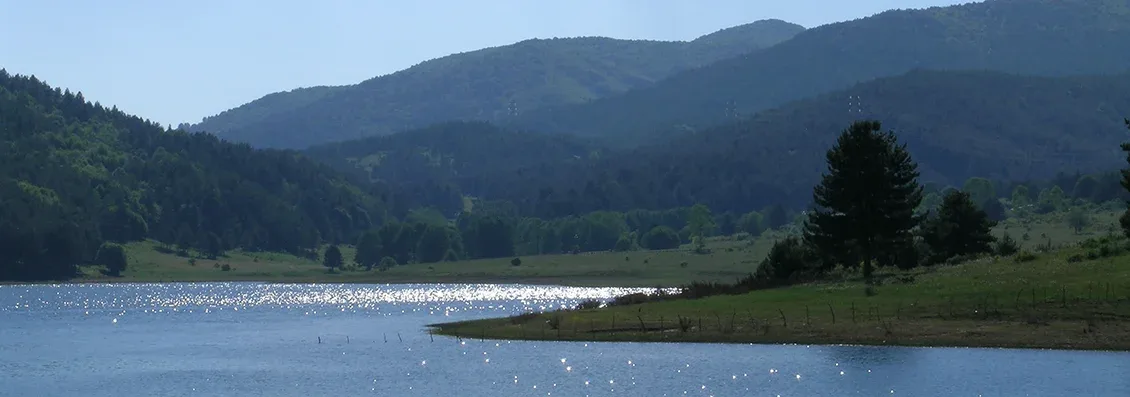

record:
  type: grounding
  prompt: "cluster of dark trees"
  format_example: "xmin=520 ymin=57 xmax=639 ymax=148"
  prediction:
xmin=326 ymin=201 xmax=792 ymax=269
xmin=757 ymin=121 xmax=1013 ymax=285
xmin=0 ymin=71 xmax=391 ymax=281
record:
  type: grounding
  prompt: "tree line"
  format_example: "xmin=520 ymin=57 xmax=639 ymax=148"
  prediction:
xmin=753 ymin=119 xmax=1130 ymax=287
xmin=0 ymin=71 xmax=391 ymax=281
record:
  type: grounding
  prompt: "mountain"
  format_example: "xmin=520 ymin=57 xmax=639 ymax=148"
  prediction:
xmin=0 ymin=70 xmax=391 ymax=281
xmin=304 ymin=121 xmax=600 ymax=212
xmin=511 ymin=0 xmax=1130 ymax=145
xmin=188 ymin=20 xmax=806 ymax=149
xmin=180 ymin=85 xmax=344 ymax=135
xmin=307 ymin=70 xmax=1130 ymax=218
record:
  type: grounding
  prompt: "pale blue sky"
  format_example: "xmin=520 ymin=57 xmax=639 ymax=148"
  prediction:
xmin=1 ymin=0 xmax=971 ymax=126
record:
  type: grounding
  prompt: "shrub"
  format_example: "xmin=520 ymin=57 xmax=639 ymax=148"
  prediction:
xmin=1014 ymin=250 xmax=1038 ymax=263
xmin=755 ymin=236 xmax=819 ymax=284
xmin=575 ymin=299 xmax=602 ymax=310
xmin=220 ymin=263 xmax=232 ymax=271
xmin=641 ymin=226 xmax=681 ymax=250
xmin=510 ymin=257 xmax=522 ymax=266
xmin=509 ymin=312 xmax=539 ymax=325
xmin=378 ymin=256 xmax=398 ymax=271
xmin=995 ymin=233 xmax=1019 ymax=256
xmin=95 ymin=243 xmax=128 ymax=277
xmin=610 ymin=293 xmax=652 ymax=306
xmin=1067 ymin=254 xmax=1085 ymax=263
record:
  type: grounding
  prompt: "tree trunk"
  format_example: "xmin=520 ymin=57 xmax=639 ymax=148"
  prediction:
xmin=863 ymin=257 xmax=874 ymax=285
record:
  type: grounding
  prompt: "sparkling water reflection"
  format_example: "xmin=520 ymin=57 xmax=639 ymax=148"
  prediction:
xmin=1 ymin=282 xmax=1128 ymax=396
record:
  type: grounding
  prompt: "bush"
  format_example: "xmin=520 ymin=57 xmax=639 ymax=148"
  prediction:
xmin=220 ymin=263 xmax=232 ymax=271
xmin=95 ymin=243 xmax=128 ymax=277
xmin=509 ymin=312 xmax=539 ymax=325
xmin=755 ymin=237 xmax=819 ymax=284
xmin=995 ymin=233 xmax=1019 ymax=256
xmin=378 ymin=256 xmax=398 ymax=271
xmin=510 ymin=257 xmax=522 ymax=266
xmin=1014 ymin=250 xmax=1038 ymax=263
xmin=641 ymin=226 xmax=681 ymax=250
xmin=1067 ymin=254 xmax=1085 ymax=263
xmin=613 ymin=234 xmax=634 ymax=252
xmin=575 ymin=299 xmax=602 ymax=310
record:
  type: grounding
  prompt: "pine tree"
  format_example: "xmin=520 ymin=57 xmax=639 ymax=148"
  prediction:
xmin=922 ymin=190 xmax=997 ymax=261
xmin=804 ymin=120 xmax=923 ymax=282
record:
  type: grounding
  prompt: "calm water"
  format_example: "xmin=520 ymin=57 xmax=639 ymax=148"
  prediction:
xmin=1 ymin=283 xmax=1128 ymax=396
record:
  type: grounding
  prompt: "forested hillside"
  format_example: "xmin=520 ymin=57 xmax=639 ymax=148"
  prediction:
xmin=0 ymin=71 xmax=390 ymax=280
xmin=188 ymin=20 xmax=804 ymax=149
xmin=512 ymin=0 xmax=1130 ymax=145
xmin=179 ymin=85 xmax=343 ymax=134
xmin=309 ymin=70 xmax=1130 ymax=218
xmin=305 ymin=121 xmax=599 ymax=212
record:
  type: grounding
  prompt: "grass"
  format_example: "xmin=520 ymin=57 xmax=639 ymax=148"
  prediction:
xmin=68 ymin=234 xmax=776 ymax=287
xmin=66 ymin=209 xmax=1124 ymax=289
xmin=430 ymin=213 xmax=1130 ymax=351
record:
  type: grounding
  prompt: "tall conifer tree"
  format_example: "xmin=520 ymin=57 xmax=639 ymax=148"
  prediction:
xmin=804 ymin=120 xmax=923 ymax=283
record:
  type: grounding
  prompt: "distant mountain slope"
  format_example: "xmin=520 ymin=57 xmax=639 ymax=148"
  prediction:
xmin=181 ymin=85 xmax=343 ymax=135
xmin=304 ymin=121 xmax=599 ymax=211
xmin=309 ymin=70 xmax=1130 ymax=218
xmin=0 ymin=70 xmax=390 ymax=281
xmin=189 ymin=20 xmax=805 ymax=149
xmin=512 ymin=0 xmax=1130 ymax=145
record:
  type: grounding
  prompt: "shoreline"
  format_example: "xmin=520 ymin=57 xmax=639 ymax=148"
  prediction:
xmin=0 ymin=276 xmax=665 ymax=288
xmin=426 ymin=323 xmax=1130 ymax=352
xmin=428 ymin=315 xmax=1130 ymax=352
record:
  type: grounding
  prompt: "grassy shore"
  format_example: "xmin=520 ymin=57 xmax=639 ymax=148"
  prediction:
xmin=431 ymin=217 xmax=1130 ymax=351
xmin=60 ymin=210 xmax=1122 ymax=289
xmin=67 ymin=235 xmax=777 ymax=287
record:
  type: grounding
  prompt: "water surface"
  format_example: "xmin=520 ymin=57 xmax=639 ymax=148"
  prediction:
xmin=2 ymin=282 xmax=1128 ymax=396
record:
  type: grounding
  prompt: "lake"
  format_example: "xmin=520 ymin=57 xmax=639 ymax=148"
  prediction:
xmin=2 ymin=282 xmax=1128 ymax=396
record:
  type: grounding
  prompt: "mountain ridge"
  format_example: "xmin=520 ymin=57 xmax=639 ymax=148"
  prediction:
xmin=187 ymin=19 xmax=806 ymax=148
xmin=304 ymin=69 xmax=1130 ymax=218
xmin=508 ymin=0 xmax=1130 ymax=145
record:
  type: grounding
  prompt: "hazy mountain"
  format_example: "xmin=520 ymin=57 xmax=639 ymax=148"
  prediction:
xmin=188 ymin=19 xmax=805 ymax=149
xmin=511 ymin=0 xmax=1130 ymax=146
xmin=307 ymin=69 xmax=1130 ymax=217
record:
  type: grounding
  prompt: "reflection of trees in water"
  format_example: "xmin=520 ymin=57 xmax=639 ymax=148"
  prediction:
xmin=818 ymin=345 xmax=923 ymax=394
xmin=821 ymin=345 xmax=921 ymax=367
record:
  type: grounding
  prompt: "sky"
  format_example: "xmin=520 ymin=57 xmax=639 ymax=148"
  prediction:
xmin=1 ymin=0 xmax=972 ymax=127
